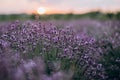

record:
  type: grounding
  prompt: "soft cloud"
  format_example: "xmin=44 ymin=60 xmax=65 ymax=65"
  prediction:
xmin=0 ymin=0 xmax=42 ymax=14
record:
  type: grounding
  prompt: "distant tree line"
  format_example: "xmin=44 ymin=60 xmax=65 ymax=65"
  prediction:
xmin=0 ymin=12 xmax=120 ymax=21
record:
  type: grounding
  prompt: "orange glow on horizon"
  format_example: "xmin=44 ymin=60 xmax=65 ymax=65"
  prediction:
xmin=27 ymin=6 xmax=98 ymax=15
xmin=30 ymin=7 xmax=68 ymax=15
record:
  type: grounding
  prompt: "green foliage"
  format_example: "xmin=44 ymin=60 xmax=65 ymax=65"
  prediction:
xmin=101 ymin=46 xmax=120 ymax=79
xmin=116 ymin=12 xmax=120 ymax=19
xmin=1 ymin=11 xmax=120 ymax=21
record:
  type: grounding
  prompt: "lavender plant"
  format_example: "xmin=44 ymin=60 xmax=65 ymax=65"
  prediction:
xmin=0 ymin=19 xmax=120 ymax=80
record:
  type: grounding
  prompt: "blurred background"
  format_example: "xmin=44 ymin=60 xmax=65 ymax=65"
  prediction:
xmin=0 ymin=1 xmax=120 ymax=80
xmin=0 ymin=0 xmax=120 ymax=21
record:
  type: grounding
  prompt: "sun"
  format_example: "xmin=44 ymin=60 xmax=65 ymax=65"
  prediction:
xmin=37 ymin=7 xmax=46 ymax=15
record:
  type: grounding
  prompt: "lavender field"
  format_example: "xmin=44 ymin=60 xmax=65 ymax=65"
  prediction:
xmin=0 ymin=19 xmax=120 ymax=80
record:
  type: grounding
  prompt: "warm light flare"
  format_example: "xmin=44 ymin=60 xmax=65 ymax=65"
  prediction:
xmin=37 ymin=7 xmax=46 ymax=15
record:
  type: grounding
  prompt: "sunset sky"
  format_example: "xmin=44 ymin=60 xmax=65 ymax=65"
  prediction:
xmin=0 ymin=0 xmax=120 ymax=14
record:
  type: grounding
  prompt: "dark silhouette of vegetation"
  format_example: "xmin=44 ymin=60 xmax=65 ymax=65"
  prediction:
xmin=0 ymin=11 xmax=120 ymax=21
